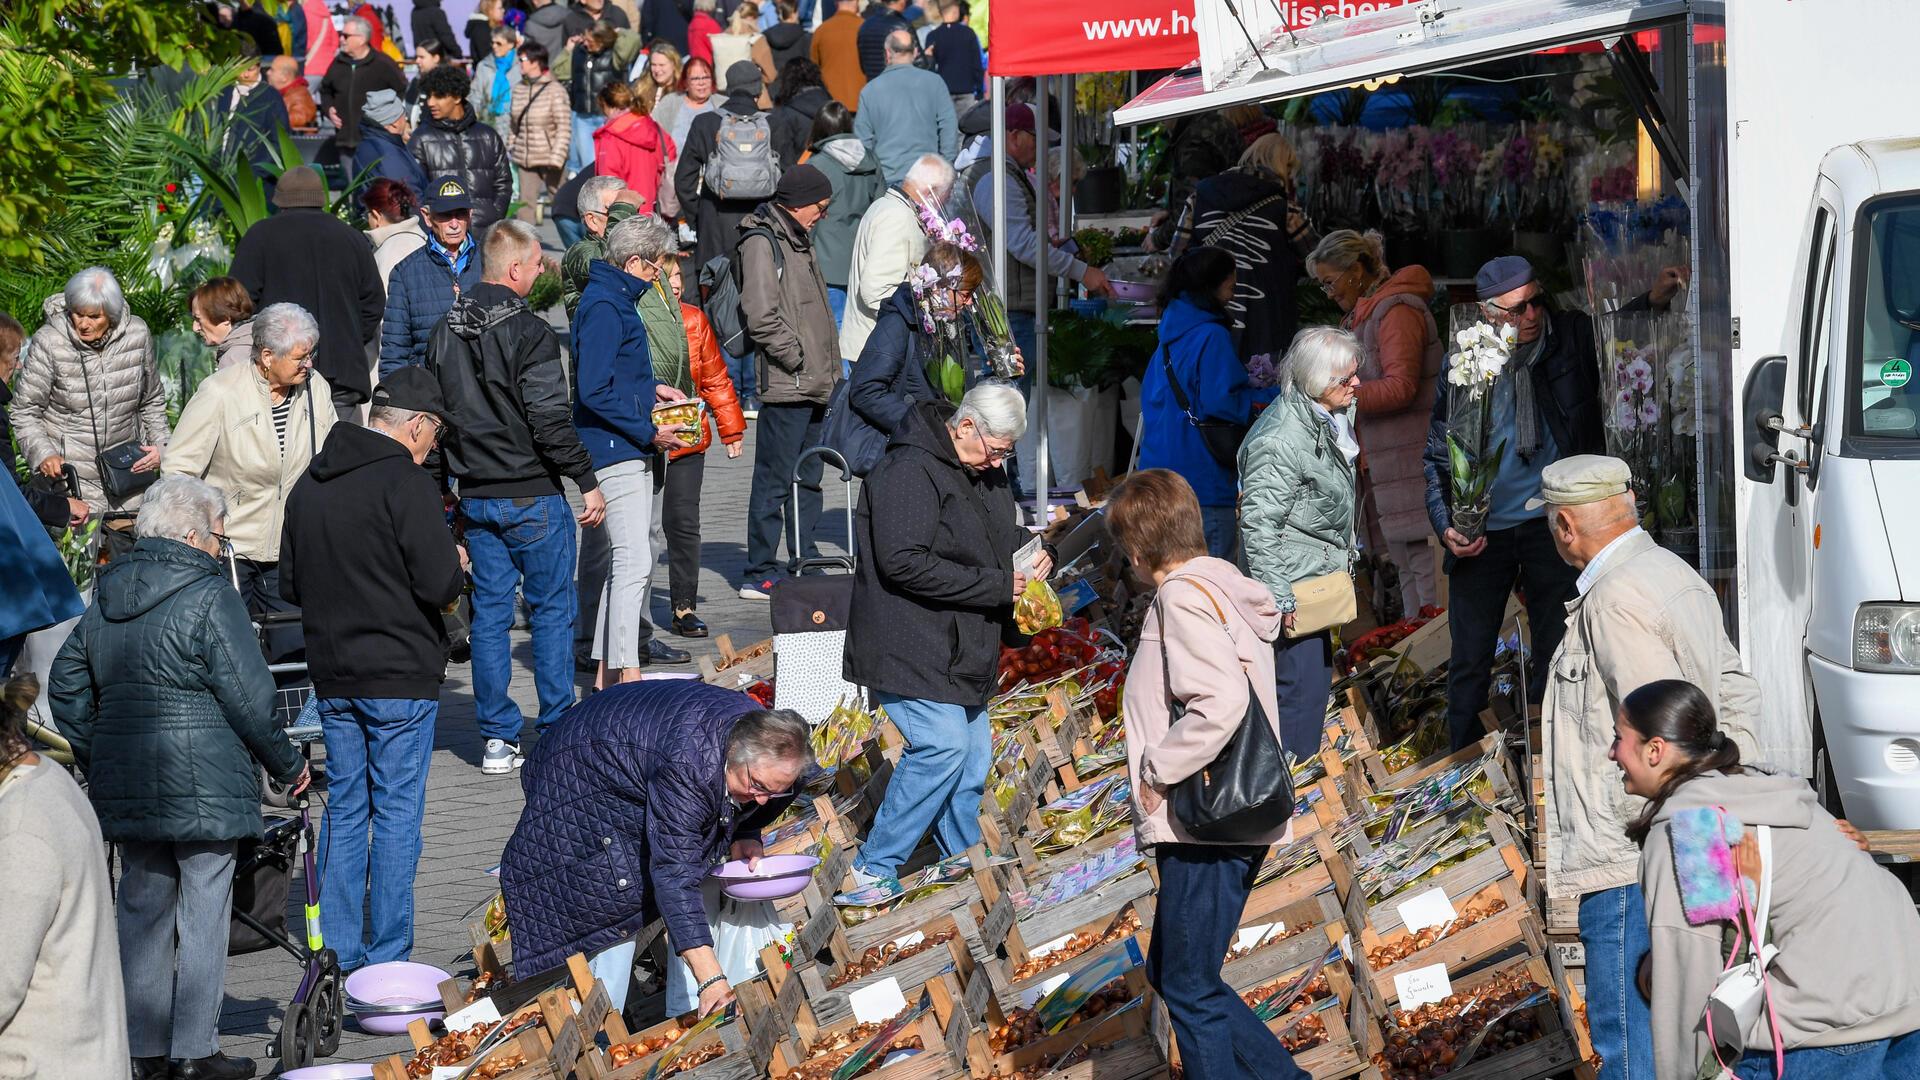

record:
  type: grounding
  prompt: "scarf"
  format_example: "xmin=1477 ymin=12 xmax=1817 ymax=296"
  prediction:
xmin=491 ymin=51 xmax=515 ymax=117
xmin=1511 ymin=317 xmax=1550 ymax=460
xmin=637 ymin=278 xmax=692 ymax=395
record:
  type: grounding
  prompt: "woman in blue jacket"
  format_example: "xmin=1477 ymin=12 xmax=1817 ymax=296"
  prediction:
xmin=1137 ymin=245 xmax=1276 ymax=558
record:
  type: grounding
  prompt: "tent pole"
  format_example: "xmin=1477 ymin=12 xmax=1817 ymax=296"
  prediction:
xmin=1058 ymin=74 xmax=1075 ymax=306
xmin=990 ymin=75 xmax=1008 ymax=303
xmin=1033 ymin=76 xmax=1051 ymax=513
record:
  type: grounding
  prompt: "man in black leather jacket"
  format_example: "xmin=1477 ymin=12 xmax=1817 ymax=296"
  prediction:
xmin=1421 ymin=255 xmax=1683 ymax=749
xmin=410 ymin=64 xmax=514 ymax=231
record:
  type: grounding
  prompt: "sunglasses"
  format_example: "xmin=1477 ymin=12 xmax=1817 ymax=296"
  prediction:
xmin=1486 ymin=292 xmax=1546 ymax=315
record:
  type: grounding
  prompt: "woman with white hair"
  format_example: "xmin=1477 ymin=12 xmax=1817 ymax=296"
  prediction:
xmin=50 ymin=474 xmax=308 ymax=1080
xmin=838 ymin=382 xmax=1051 ymax=901
xmin=11 ymin=266 xmax=169 ymax=511
xmin=164 ymin=302 xmax=337 ymax=620
xmin=1238 ymin=325 xmax=1362 ymax=757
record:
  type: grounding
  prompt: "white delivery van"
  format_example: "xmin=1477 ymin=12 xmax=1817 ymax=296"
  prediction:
xmin=1117 ymin=0 xmax=1920 ymax=826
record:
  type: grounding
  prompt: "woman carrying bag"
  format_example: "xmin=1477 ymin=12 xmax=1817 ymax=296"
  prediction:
xmin=1110 ymin=468 xmax=1307 ymax=1080
xmin=1614 ymin=680 xmax=1920 ymax=1080
xmin=1238 ymin=326 xmax=1362 ymax=759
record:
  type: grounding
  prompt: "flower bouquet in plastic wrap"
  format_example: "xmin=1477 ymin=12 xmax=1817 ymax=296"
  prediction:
xmin=914 ymin=196 xmax=1023 ymax=379
xmin=1440 ymin=312 xmax=1517 ymax=542
xmin=1598 ymin=311 xmax=1695 ymax=534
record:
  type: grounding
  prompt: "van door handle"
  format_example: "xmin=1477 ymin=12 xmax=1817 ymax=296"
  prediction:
xmin=1764 ymin=414 xmax=1815 ymax=441
xmin=1763 ymin=449 xmax=1811 ymax=475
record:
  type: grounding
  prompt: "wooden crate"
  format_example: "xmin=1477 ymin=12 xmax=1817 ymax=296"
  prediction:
xmin=378 ymin=955 xmax=629 ymax=1080
xmin=1160 ymin=951 xmax=1373 ymax=1080
xmin=1349 ymin=876 xmax=1542 ymax=1005
xmin=1221 ymin=890 xmax=1347 ymax=994
xmin=1368 ymin=953 xmax=1590 ymax=1080
xmin=761 ymin=971 xmax=978 ymax=1080
xmin=699 ymin=634 xmax=775 ymax=689
xmin=981 ymin=898 xmax=1153 ymax=1008
xmin=967 ymin=966 xmax=1164 ymax=1080
xmin=1346 ymin=813 xmax=1532 ymax=928
xmin=976 ymin=733 xmax=1061 ymax=867
xmin=974 ymin=856 xmax=1156 ymax=1011
xmin=1243 ymin=832 xmax=1354 ymax=923
xmin=763 ymin=742 xmax=892 ymax=858
xmin=588 ymin=1014 xmax=760 ymax=1080
xmin=768 ymin=909 xmax=979 ymax=1029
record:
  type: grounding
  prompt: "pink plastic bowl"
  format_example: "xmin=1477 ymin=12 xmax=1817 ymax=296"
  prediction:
xmin=281 ymin=1066 xmax=376 ymax=1079
xmin=1108 ymin=279 xmax=1156 ymax=303
xmin=343 ymin=961 xmax=450 ymax=1034
xmin=707 ymin=854 xmax=820 ymax=900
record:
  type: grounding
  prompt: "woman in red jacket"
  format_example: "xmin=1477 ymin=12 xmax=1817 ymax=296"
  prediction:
xmin=654 ymin=257 xmax=745 ymax=637
xmin=591 ymin=81 xmax=679 ymax=217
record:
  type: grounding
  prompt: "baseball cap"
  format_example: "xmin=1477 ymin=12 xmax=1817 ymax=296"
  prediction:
xmin=371 ymin=366 xmax=449 ymax=421
xmin=1004 ymin=103 xmax=1059 ymax=144
xmin=1525 ymin=455 xmax=1632 ymax=511
xmin=423 ymin=176 xmax=473 ymax=214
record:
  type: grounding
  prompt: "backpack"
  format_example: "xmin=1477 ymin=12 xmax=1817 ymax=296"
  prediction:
xmin=698 ymin=224 xmax=782 ymax=357
xmin=701 ymin=110 xmax=781 ymax=201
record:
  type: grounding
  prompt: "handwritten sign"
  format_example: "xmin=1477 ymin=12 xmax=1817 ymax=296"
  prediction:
xmin=1234 ymin=921 xmax=1284 ymax=953
xmin=442 ymin=997 xmax=502 ymax=1032
xmin=1393 ymin=963 xmax=1453 ymax=1009
xmin=1029 ymin=934 xmax=1075 ymax=959
xmin=1397 ymin=887 xmax=1459 ymax=934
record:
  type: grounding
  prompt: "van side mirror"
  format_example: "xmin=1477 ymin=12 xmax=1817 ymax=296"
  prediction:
xmin=1743 ymin=356 xmax=1789 ymax=483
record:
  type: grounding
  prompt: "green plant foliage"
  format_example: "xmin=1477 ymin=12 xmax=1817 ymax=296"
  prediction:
xmin=1045 ymin=309 xmax=1156 ymax=392
xmin=0 ymin=1 xmax=243 ymax=264
xmin=527 ymin=268 xmax=564 ymax=314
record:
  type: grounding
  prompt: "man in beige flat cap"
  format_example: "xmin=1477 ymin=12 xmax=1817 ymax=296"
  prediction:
xmin=1535 ymin=453 xmax=1760 ymax=1079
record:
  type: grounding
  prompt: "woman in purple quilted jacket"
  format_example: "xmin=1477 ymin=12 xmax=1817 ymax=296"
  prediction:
xmin=499 ymin=681 xmax=811 ymax=1015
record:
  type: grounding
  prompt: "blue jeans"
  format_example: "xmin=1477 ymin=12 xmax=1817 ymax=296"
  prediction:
xmin=854 ymin=694 xmax=992 ymax=876
xmin=1578 ymin=882 xmax=1656 ymax=1080
xmin=826 ymin=285 xmax=848 ymax=332
xmin=462 ymin=493 xmax=578 ymax=739
xmin=568 ymin=112 xmax=606 ymax=174
xmin=1732 ymin=1036 xmax=1909 ymax=1079
xmin=318 ymin=697 xmax=437 ymax=971
xmin=1200 ymin=505 xmax=1236 ymax=559
xmin=556 ymin=215 xmax=586 ymax=249
xmin=725 ymin=348 xmax=757 ymax=410
xmin=1149 ymin=844 xmax=1310 ymax=1080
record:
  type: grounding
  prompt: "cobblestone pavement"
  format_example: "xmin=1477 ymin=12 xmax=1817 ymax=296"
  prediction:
xmin=217 ymin=307 xmax=856 ymax=1072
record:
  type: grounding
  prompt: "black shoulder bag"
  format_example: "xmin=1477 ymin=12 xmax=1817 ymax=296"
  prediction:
xmin=78 ymin=350 xmax=157 ymax=502
xmin=1157 ymin=580 xmax=1295 ymax=843
xmin=1158 ymin=340 xmax=1248 ymax=469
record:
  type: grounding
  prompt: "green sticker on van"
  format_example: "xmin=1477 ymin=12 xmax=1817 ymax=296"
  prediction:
xmin=1883 ymin=358 xmax=1913 ymax=389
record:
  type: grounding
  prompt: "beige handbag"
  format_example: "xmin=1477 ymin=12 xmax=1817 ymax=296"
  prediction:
xmin=1285 ymin=569 xmax=1356 ymax=638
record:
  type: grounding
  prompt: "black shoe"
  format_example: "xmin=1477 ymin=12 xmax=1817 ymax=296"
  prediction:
xmin=170 ymin=1052 xmax=257 ymax=1080
xmin=132 ymin=1057 xmax=169 ymax=1080
xmin=642 ymin=639 xmax=692 ymax=665
xmin=574 ymin=650 xmax=599 ymax=674
xmin=672 ymin=610 xmax=709 ymax=637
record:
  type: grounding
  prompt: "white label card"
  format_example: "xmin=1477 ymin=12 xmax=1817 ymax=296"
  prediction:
xmin=1018 ymin=970 xmax=1073 ymax=1009
xmin=1028 ymin=934 xmax=1074 ymax=959
xmin=1394 ymin=963 xmax=1453 ymax=1008
xmin=1397 ymin=887 xmax=1459 ymax=933
xmin=849 ymin=977 xmax=909 ymax=1024
xmin=442 ymin=997 xmax=502 ymax=1032
xmin=892 ymin=931 xmax=926 ymax=951
xmin=1234 ymin=922 xmax=1284 ymax=952
xmin=433 ymin=1069 xmax=466 ymax=1080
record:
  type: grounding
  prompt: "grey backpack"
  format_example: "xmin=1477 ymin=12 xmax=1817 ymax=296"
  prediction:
xmin=702 ymin=111 xmax=781 ymax=200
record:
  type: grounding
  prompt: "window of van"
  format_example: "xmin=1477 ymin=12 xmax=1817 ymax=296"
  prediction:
xmin=1850 ymin=196 xmax=1920 ymax=451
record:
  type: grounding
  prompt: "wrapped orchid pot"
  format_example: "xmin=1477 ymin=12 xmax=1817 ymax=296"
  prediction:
xmin=914 ymin=195 xmax=1023 ymax=379
xmin=1442 ymin=317 xmax=1517 ymax=542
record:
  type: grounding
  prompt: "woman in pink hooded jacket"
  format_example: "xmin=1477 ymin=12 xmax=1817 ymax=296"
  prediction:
xmin=1110 ymin=468 xmax=1307 ymax=1080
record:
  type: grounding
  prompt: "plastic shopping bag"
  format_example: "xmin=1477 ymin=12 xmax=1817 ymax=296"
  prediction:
xmin=666 ymin=879 xmax=793 ymax=1013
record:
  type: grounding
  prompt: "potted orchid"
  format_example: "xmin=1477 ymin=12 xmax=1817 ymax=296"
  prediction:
xmin=914 ymin=198 xmax=1022 ymax=379
xmin=907 ymin=260 xmax=971 ymax=404
xmin=1443 ymin=318 xmax=1517 ymax=542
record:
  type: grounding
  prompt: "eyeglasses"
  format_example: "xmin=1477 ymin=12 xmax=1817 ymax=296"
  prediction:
xmin=209 ymin=531 xmax=232 ymax=550
xmin=973 ymin=427 xmax=1013 ymax=465
xmin=1486 ymin=292 xmax=1546 ymax=315
xmin=1315 ymin=267 xmax=1352 ymax=297
xmin=743 ymin=767 xmax=792 ymax=799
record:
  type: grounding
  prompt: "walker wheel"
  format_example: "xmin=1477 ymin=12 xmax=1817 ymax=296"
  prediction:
xmin=279 ymin=996 xmax=318 ymax=1070
xmin=315 ymin=951 xmax=343 ymax=1057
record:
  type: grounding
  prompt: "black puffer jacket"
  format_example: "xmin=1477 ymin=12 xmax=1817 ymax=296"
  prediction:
xmin=845 ymin=400 xmax=1025 ymax=707
xmin=770 ymin=85 xmax=831 ymax=174
xmin=569 ymin=41 xmax=624 ymax=115
xmin=410 ymin=108 xmax=514 ymax=230
xmin=849 ymin=284 xmax=938 ymax=436
xmin=427 ymin=282 xmax=601 ymax=500
xmin=49 ymin=538 xmax=302 ymax=844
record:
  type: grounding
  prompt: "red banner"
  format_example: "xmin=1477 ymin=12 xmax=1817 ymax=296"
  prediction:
xmin=986 ymin=0 xmax=1419 ymax=78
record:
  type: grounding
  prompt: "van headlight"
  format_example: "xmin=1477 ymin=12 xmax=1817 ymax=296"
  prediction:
xmin=1855 ymin=604 xmax=1920 ymax=673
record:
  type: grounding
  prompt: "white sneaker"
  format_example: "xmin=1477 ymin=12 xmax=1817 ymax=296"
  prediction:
xmin=482 ymin=739 xmax=524 ymax=775
xmin=742 ymin=408 xmax=760 ymax=421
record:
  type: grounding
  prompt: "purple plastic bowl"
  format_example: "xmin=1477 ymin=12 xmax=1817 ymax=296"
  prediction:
xmin=343 ymin=961 xmax=450 ymax=1034
xmin=1108 ymin=279 xmax=1156 ymax=303
xmin=708 ymin=854 xmax=820 ymax=900
xmin=280 ymin=1066 xmax=376 ymax=1080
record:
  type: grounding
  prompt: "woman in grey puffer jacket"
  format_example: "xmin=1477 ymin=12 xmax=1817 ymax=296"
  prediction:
xmin=11 ymin=267 xmax=169 ymax=511
xmin=1237 ymin=326 xmax=1362 ymax=758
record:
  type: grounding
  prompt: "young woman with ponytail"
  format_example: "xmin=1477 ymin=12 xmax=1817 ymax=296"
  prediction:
xmin=1615 ymin=680 xmax=1920 ymax=1079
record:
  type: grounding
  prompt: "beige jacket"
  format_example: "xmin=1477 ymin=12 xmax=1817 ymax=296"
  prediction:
xmin=162 ymin=363 xmax=337 ymax=563
xmin=840 ymin=189 xmax=926 ymax=361
xmin=509 ymin=73 xmax=571 ymax=170
xmin=12 ymin=295 xmax=169 ymax=510
xmin=1543 ymin=529 xmax=1762 ymax=898
xmin=1123 ymin=556 xmax=1293 ymax=850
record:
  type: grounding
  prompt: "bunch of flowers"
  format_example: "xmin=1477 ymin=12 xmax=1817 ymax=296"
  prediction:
xmin=916 ymin=201 xmax=980 ymax=252
xmin=1245 ymin=353 xmax=1280 ymax=388
xmin=1372 ymin=127 xmax=1431 ymax=228
xmin=908 ymin=261 xmax=970 ymax=402
xmin=1447 ymin=321 xmax=1517 ymax=389
xmin=914 ymin=194 xmax=1020 ymax=378
xmin=1428 ymin=127 xmax=1487 ymax=228
xmin=1442 ymin=315 xmax=1516 ymax=541
xmin=1597 ymin=312 xmax=1694 ymax=533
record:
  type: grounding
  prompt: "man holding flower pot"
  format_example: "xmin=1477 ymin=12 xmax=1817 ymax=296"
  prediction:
xmin=1421 ymin=254 xmax=1683 ymax=751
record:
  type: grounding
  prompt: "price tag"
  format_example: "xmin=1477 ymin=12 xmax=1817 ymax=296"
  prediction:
xmin=849 ymin=977 xmax=909 ymax=1024
xmin=442 ymin=997 xmax=502 ymax=1032
xmin=1029 ymin=934 xmax=1075 ymax=959
xmin=891 ymin=930 xmax=926 ymax=950
xmin=433 ymin=1068 xmax=465 ymax=1080
xmin=1235 ymin=921 xmax=1284 ymax=953
xmin=1018 ymin=970 xmax=1073 ymax=1009
xmin=1394 ymin=963 xmax=1453 ymax=1008
xmin=1397 ymin=887 xmax=1459 ymax=933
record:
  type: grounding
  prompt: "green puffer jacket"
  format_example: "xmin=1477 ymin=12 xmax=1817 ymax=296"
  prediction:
xmin=50 ymin=537 xmax=302 ymax=843
xmin=1237 ymin=389 xmax=1359 ymax=612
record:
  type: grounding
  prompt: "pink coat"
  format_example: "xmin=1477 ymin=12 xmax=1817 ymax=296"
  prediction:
xmin=1123 ymin=557 xmax=1293 ymax=849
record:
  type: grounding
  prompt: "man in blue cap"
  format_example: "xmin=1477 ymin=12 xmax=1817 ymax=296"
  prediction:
xmin=1422 ymin=254 xmax=1683 ymax=752
xmin=381 ymin=176 xmax=485 ymax=380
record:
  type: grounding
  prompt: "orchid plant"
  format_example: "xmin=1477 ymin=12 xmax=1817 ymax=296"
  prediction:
xmin=1443 ymin=318 xmax=1517 ymax=541
xmin=907 ymin=260 xmax=970 ymax=404
xmin=913 ymin=196 xmax=1022 ymax=379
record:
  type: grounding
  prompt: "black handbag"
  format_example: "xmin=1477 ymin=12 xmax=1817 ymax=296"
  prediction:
xmin=1157 ymin=343 xmax=1248 ymax=469
xmin=78 ymin=353 xmax=158 ymax=501
xmin=1157 ymin=580 xmax=1295 ymax=843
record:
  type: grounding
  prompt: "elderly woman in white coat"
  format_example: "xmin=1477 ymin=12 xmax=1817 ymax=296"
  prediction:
xmin=12 ymin=266 xmax=169 ymax=512
xmin=163 ymin=303 xmax=336 ymax=622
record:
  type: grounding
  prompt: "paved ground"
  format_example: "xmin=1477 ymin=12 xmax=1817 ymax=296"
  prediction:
xmin=218 ymin=299 xmax=857 ymax=1072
